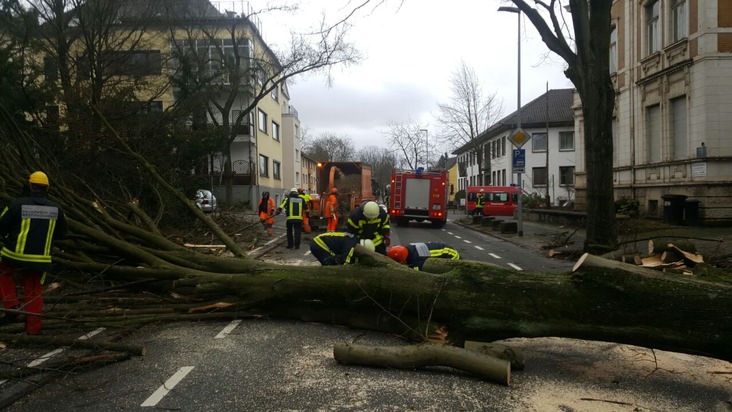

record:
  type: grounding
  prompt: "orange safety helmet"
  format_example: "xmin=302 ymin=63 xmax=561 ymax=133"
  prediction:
xmin=387 ymin=246 xmax=408 ymax=264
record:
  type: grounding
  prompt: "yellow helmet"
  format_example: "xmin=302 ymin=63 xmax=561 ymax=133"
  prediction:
xmin=29 ymin=171 xmax=49 ymax=186
xmin=363 ymin=201 xmax=380 ymax=219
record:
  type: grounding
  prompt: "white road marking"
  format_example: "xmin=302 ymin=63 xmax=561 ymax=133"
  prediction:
xmin=27 ymin=328 xmax=105 ymax=368
xmin=447 ymin=232 xmax=454 ymax=235
xmin=474 ymin=246 xmax=484 ymax=250
xmin=463 ymin=239 xmax=472 ymax=244
xmin=454 ymin=235 xmax=462 ymax=239
xmin=215 ymin=319 xmax=242 ymax=339
xmin=489 ymin=253 xmax=502 ymax=259
xmin=141 ymin=366 xmax=195 ymax=407
xmin=507 ymin=263 xmax=523 ymax=271
xmin=303 ymin=251 xmax=311 ymax=256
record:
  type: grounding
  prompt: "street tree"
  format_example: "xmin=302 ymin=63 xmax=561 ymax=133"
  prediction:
xmin=505 ymin=0 xmax=617 ymax=251
xmin=166 ymin=3 xmax=362 ymax=204
xmin=356 ymin=145 xmax=397 ymax=192
xmin=302 ymin=132 xmax=356 ymax=162
xmin=385 ymin=119 xmax=428 ymax=170
xmin=435 ymin=61 xmax=502 ymax=186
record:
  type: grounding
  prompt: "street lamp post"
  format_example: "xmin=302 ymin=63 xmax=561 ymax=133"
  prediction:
xmin=420 ymin=129 xmax=429 ymax=169
xmin=498 ymin=5 xmax=524 ymax=237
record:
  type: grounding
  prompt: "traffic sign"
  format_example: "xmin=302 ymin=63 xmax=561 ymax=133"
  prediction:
xmin=512 ymin=149 xmax=525 ymax=173
xmin=508 ymin=128 xmax=530 ymax=149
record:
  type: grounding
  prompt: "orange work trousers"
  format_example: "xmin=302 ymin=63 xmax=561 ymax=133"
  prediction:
xmin=326 ymin=215 xmax=338 ymax=232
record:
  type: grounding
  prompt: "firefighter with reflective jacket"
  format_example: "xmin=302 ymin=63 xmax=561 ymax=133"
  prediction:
xmin=309 ymin=232 xmax=375 ymax=265
xmin=0 ymin=171 xmax=68 ymax=335
xmin=473 ymin=189 xmax=485 ymax=216
xmin=324 ymin=188 xmax=339 ymax=232
xmin=297 ymin=188 xmax=313 ymax=233
xmin=387 ymin=242 xmax=460 ymax=271
xmin=275 ymin=188 xmax=307 ymax=249
xmin=346 ymin=200 xmax=390 ymax=255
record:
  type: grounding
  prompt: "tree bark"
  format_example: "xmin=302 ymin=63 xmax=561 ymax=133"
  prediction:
xmin=333 ymin=342 xmax=511 ymax=385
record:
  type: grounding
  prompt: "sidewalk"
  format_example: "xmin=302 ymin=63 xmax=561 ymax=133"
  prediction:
xmin=448 ymin=209 xmax=587 ymax=254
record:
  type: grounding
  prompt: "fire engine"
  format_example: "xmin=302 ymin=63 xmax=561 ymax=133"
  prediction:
xmin=388 ymin=168 xmax=449 ymax=227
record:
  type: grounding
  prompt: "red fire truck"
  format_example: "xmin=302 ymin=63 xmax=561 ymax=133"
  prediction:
xmin=388 ymin=168 xmax=449 ymax=227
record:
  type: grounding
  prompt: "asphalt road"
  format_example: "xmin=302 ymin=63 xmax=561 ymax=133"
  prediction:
xmin=1 ymin=214 xmax=730 ymax=411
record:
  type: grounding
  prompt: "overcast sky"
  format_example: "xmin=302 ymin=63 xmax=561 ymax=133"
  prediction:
xmin=252 ymin=0 xmax=573 ymax=154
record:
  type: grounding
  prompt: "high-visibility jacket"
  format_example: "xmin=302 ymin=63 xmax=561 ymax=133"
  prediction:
xmin=404 ymin=242 xmax=460 ymax=271
xmin=298 ymin=193 xmax=313 ymax=210
xmin=475 ymin=194 xmax=485 ymax=209
xmin=346 ymin=206 xmax=390 ymax=247
xmin=0 ymin=193 xmax=68 ymax=272
xmin=324 ymin=195 xmax=338 ymax=218
xmin=278 ymin=195 xmax=307 ymax=221
xmin=311 ymin=232 xmax=359 ymax=264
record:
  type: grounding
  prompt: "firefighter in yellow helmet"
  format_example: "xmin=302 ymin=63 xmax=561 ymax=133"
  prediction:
xmin=346 ymin=200 xmax=390 ymax=255
xmin=0 ymin=171 xmax=68 ymax=334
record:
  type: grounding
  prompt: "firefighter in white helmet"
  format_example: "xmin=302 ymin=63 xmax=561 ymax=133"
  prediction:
xmin=346 ymin=200 xmax=390 ymax=255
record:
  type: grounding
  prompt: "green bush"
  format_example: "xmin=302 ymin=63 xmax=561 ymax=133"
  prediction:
xmin=615 ymin=197 xmax=640 ymax=217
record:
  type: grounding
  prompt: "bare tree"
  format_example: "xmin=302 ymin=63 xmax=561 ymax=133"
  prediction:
xmin=166 ymin=3 xmax=363 ymax=204
xmin=435 ymin=61 xmax=502 ymax=185
xmin=385 ymin=119 xmax=428 ymax=170
xmin=507 ymin=0 xmax=617 ymax=251
xmin=303 ymin=132 xmax=355 ymax=162
xmin=356 ymin=145 xmax=397 ymax=193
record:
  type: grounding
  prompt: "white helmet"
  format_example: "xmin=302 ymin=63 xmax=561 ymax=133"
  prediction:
xmin=363 ymin=201 xmax=380 ymax=219
xmin=359 ymin=239 xmax=375 ymax=251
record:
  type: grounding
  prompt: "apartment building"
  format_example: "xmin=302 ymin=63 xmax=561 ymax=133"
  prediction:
xmin=453 ymin=89 xmax=576 ymax=207
xmin=574 ymin=0 xmax=732 ymax=224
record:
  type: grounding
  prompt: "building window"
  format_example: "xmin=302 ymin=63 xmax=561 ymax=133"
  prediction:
xmin=272 ymin=121 xmax=280 ymax=141
xmin=258 ymin=109 xmax=267 ymax=133
xmin=559 ymin=166 xmax=575 ymax=186
xmin=273 ymin=160 xmax=281 ymax=180
xmin=533 ymin=167 xmax=548 ymax=186
xmin=670 ymin=96 xmax=688 ymax=160
xmin=532 ymin=133 xmax=547 ymax=152
xmin=106 ymin=50 xmax=162 ymax=76
xmin=609 ymin=26 xmax=618 ymax=73
xmin=271 ymin=85 xmax=279 ymax=101
xmin=259 ymin=154 xmax=269 ymax=177
xmin=295 ymin=171 xmax=300 ymax=185
xmin=559 ymin=131 xmax=575 ymax=151
xmin=646 ymin=104 xmax=661 ymax=163
xmin=501 ymin=136 xmax=506 ymax=156
xmin=671 ymin=0 xmax=687 ymax=42
xmin=646 ymin=0 xmax=660 ymax=54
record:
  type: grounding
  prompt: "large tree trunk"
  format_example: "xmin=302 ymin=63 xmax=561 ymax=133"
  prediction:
xmin=70 ymin=254 xmax=730 ymax=362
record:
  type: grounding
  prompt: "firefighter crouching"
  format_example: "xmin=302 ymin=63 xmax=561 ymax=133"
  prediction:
xmin=387 ymin=242 xmax=460 ymax=271
xmin=346 ymin=200 xmax=390 ymax=255
xmin=309 ymin=232 xmax=375 ymax=265
xmin=275 ymin=188 xmax=307 ymax=249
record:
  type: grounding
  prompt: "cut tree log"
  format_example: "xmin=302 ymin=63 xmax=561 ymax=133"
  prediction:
xmin=333 ymin=341 xmax=511 ymax=385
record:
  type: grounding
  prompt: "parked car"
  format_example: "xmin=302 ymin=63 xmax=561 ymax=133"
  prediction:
xmin=195 ymin=189 xmax=217 ymax=213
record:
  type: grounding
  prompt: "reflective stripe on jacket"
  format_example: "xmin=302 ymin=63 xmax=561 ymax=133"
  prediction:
xmin=405 ymin=242 xmax=460 ymax=270
xmin=0 ymin=194 xmax=67 ymax=272
xmin=312 ymin=232 xmax=359 ymax=264
xmin=279 ymin=196 xmax=306 ymax=221
xmin=346 ymin=207 xmax=390 ymax=246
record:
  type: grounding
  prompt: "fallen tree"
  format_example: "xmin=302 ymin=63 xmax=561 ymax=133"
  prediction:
xmin=0 ymin=107 xmax=730 ymax=367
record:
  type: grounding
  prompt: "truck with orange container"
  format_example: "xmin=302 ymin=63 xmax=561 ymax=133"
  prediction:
xmin=308 ymin=161 xmax=376 ymax=230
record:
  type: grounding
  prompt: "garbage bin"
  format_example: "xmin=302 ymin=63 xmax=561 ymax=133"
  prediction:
xmin=685 ymin=199 xmax=701 ymax=226
xmin=661 ymin=194 xmax=687 ymax=225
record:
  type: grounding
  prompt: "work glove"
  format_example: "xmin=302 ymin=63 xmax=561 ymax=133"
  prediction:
xmin=384 ymin=235 xmax=391 ymax=247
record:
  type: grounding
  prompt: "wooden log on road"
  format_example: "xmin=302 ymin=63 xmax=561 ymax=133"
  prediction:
xmin=333 ymin=341 xmax=511 ymax=385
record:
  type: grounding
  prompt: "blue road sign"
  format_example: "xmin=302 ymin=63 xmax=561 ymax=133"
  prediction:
xmin=512 ymin=149 xmax=525 ymax=173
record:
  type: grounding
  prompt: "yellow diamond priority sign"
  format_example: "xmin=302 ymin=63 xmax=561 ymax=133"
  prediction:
xmin=508 ymin=128 xmax=530 ymax=149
